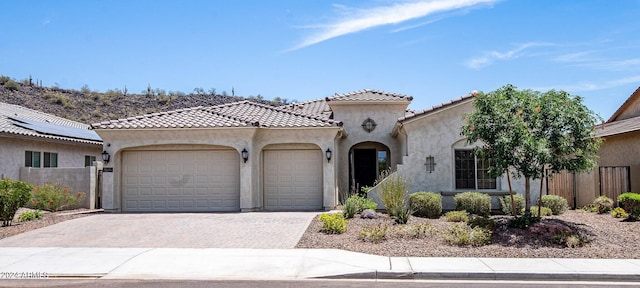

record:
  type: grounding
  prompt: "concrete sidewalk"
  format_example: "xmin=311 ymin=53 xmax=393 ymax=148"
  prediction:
xmin=1 ymin=248 xmax=639 ymax=281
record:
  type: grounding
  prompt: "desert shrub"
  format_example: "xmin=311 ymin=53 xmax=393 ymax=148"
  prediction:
xmin=540 ymin=195 xmax=569 ymax=215
xmin=611 ymin=207 xmax=628 ymax=219
xmin=398 ymin=223 xmax=437 ymax=238
xmin=0 ymin=179 xmax=33 ymax=226
xmin=618 ymin=193 xmax=640 ymax=219
xmin=389 ymin=204 xmax=412 ymax=224
xmin=2 ymin=79 xmax=19 ymax=91
xmin=442 ymin=223 xmax=492 ymax=247
xmin=410 ymin=192 xmax=442 ymax=219
xmin=318 ymin=213 xmax=347 ymax=234
xmin=468 ymin=216 xmax=497 ymax=231
xmin=454 ymin=192 xmax=491 ymax=216
xmin=343 ymin=194 xmax=378 ymax=219
xmin=592 ymin=196 xmax=613 ymax=214
xmin=444 ymin=210 xmax=469 ymax=222
xmin=531 ymin=222 xmax=587 ymax=248
xmin=18 ymin=210 xmax=43 ymax=222
xmin=0 ymin=75 xmax=10 ymax=85
xmin=358 ymin=223 xmax=388 ymax=243
xmin=498 ymin=194 xmax=525 ymax=216
xmin=379 ymin=173 xmax=409 ymax=217
xmin=529 ymin=206 xmax=553 ymax=217
xmin=508 ymin=213 xmax=541 ymax=229
xmin=31 ymin=183 xmax=84 ymax=212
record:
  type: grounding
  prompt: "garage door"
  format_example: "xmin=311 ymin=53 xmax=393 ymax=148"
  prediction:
xmin=264 ymin=150 xmax=323 ymax=211
xmin=122 ymin=150 xmax=240 ymax=212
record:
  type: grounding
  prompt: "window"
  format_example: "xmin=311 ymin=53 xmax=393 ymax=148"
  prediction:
xmin=455 ymin=150 xmax=496 ymax=190
xmin=25 ymin=151 xmax=41 ymax=168
xmin=44 ymin=152 xmax=58 ymax=168
xmin=377 ymin=150 xmax=388 ymax=176
xmin=85 ymin=155 xmax=96 ymax=167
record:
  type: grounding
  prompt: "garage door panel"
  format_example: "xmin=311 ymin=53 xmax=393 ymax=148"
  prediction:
xmin=264 ymin=150 xmax=322 ymax=211
xmin=122 ymin=150 xmax=240 ymax=212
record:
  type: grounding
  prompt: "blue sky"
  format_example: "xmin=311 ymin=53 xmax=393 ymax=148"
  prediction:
xmin=2 ymin=0 xmax=640 ymax=119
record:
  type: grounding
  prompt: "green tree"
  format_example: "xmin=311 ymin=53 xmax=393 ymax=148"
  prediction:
xmin=0 ymin=179 xmax=33 ymax=226
xmin=461 ymin=84 xmax=601 ymax=214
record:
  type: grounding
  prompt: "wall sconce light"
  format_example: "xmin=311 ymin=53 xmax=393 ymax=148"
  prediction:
xmin=241 ymin=148 xmax=249 ymax=163
xmin=325 ymin=148 xmax=332 ymax=163
xmin=101 ymin=150 xmax=111 ymax=164
xmin=425 ymin=155 xmax=436 ymax=173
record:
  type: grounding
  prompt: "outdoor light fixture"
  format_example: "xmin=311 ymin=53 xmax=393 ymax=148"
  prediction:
xmin=241 ymin=148 xmax=249 ymax=163
xmin=101 ymin=150 xmax=110 ymax=164
xmin=325 ymin=148 xmax=332 ymax=163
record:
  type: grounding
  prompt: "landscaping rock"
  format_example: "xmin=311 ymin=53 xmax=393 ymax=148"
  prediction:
xmin=360 ymin=209 xmax=378 ymax=219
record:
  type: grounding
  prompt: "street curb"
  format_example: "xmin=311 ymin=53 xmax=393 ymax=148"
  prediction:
xmin=317 ymin=271 xmax=640 ymax=282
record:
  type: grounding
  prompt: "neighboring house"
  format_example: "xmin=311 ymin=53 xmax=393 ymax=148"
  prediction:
xmin=0 ymin=102 xmax=103 ymax=208
xmin=94 ymin=89 xmax=539 ymax=212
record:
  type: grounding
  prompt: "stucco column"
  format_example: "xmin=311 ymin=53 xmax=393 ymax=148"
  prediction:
xmin=324 ymin=142 xmax=337 ymax=210
xmin=239 ymin=146 xmax=255 ymax=212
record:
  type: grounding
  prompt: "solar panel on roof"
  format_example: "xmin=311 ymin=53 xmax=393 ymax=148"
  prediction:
xmin=8 ymin=116 xmax=102 ymax=142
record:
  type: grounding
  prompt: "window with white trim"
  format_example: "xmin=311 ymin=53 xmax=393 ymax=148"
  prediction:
xmin=455 ymin=150 xmax=496 ymax=190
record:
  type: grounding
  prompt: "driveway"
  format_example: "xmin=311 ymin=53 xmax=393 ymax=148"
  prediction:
xmin=0 ymin=212 xmax=318 ymax=248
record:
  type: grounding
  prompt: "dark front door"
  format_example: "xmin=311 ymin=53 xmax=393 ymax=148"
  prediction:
xmin=353 ymin=149 xmax=377 ymax=192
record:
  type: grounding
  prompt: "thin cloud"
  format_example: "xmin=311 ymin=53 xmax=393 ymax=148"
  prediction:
xmin=533 ymin=75 xmax=640 ymax=92
xmin=466 ymin=42 xmax=553 ymax=69
xmin=288 ymin=0 xmax=499 ymax=51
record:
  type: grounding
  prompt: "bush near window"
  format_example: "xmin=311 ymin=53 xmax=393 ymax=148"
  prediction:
xmin=454 ymin=192 xmax=491 ymax=216
xmin=499 ymin=194 xmax=525 ymax=216
xmin=19 ymin=210 xmax=44 ymax=222
xmin=0 ymin=179 xmax=33 ymax=226
xmin=410 ymin=192 xmax=442 ymax=219
xmin=343 ymin=194 xmax=378 ymax=219
xmin=529 ymin=206 xmax=553 ymax=217
xmin=31 ymin=183 xmax=84 ymax=212
xmin=540 ymin=195 xmax=569 ymax=215
xmin=444 ymin=210 xmax=469 ymax=222
xmin=318 ymin=213 xmax=347 ymax=234
xmin=618 ymin=193 xmax=640 ymax=220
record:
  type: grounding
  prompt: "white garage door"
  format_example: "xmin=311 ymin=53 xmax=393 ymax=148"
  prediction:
xmin=122 ymin=150 xmax=240 ymax=212
xmin=264 ymin=150 xmax=323 ymax=211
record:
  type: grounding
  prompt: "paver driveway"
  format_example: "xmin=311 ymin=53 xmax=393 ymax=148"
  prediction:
xmin=0 ymin=212 xmax=318 ymax=248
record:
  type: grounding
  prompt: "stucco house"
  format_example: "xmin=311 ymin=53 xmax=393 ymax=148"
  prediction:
xmin=93 ymin=89 xmax=537 ymax=212
xmin=0 ymin=102 xmax=103 ymax=208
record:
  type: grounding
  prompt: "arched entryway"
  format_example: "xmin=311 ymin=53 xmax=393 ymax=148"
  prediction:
xmin=349 ymin=141 xmax=390 ymax=193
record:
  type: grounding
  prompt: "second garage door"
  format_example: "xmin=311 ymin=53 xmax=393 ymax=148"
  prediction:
xmin=122 ymin=149 xmax=240 ymax=212
xmin=264 ymin=150 xmax=323 ymax=211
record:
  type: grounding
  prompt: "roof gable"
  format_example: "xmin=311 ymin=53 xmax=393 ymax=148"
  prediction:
xmin=398 ymin=93 xmax=475 ymax=123
xmin=326 ymin=89 xmax=413 ymax=103
xmin=608 ymin=86 xmax=640 ymax=123
xmin=92 ymin=101 xmax=342 ymax=130
xmin=0 ymin=102 xmax=101 ymax=145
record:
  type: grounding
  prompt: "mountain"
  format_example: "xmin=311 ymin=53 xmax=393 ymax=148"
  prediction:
xmin=0 ymin=77 xmax=270 ymax=125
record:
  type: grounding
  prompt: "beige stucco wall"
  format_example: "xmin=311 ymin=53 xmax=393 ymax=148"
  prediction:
xmin=329 ymin=102 xmax=408 ymax=197
xmin=19 ymin=166 xmax=97 ymax=209
xmin=395 ymin=100 xmax=543 ymax=210
xmin=0 ymin=136 xmax=101 ymax=180
xmin=96 ymin=126 xmax=341 ymax=212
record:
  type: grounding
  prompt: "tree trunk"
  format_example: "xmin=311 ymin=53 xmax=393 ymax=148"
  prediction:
xmin=537 ymin=168 xmax=545 ymax=217
xmin=507 ymin=171 xmax=517 ymax=217
xmin=525 ymin=177 xmax=531 ymax=213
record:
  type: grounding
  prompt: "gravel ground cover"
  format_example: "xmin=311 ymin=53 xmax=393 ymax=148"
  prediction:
xmin=0 ymin=208 xmax=94 ymax=240
xmin=296 ymin=210 xmax=640 ymax=258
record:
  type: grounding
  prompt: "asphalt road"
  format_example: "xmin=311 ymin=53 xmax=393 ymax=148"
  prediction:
xmin=2 ymin=279 xmax=639 ymax=288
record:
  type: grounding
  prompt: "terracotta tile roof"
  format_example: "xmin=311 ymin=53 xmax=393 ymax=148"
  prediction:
xmin=280 ymin=99 xmax=332 ymax=120
xmin=596 ymin=115 xmax=640 ymax=137
xmin=92 ymin=101 xmax=342 ymax=130
xmin=398 ymin=93 xmax=475 ymax=122
xmin=326 ymin=89 xmax=413 ymax=102
xmin=0 ymin=102 xmax=102 ymax=145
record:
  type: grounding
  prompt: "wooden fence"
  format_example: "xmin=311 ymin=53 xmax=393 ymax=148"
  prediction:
xmin=547 ymin=170 xmax=575 ymax=208
xmin=599 ymin=166 xmax=630 ymax=203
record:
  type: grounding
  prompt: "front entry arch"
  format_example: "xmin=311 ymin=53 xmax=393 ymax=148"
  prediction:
xmin=349 ymin=142 xmax=390 ymax=194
